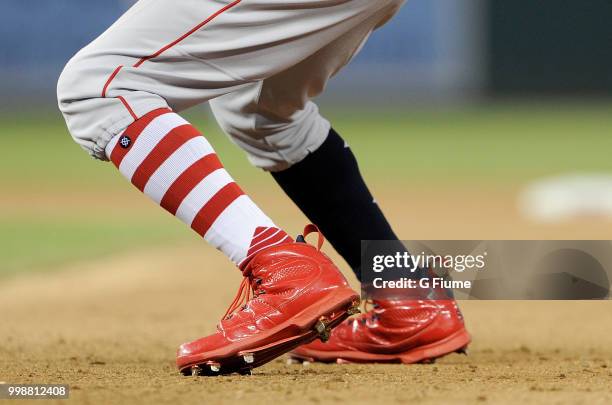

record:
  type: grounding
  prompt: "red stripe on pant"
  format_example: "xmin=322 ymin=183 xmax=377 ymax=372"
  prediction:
xmin=191 ymin=183 xmax=245 ymax=237
xmin=110 ymin=108 xmax=172 ymax=167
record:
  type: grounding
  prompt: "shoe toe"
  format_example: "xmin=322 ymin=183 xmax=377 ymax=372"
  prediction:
xmin=177 ymin=332 xmax=228 ymax=359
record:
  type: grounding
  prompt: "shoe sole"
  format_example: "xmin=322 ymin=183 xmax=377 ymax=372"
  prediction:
xmin=289 ymin=327 xmax=471 ymax=365
xmin=178 ymin=288 xmax=360 ymax=376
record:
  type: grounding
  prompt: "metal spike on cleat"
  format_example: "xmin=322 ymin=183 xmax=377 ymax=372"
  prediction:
xmin=314 ymin=318 xmax=328 ymax=334
xmin=191 ymin=365 xmax=202 ymax=376
xmin=207 ymin=362 xmax=221 ymax=373
xmin=243 ymin=353 xmax=255 ymax=364
xmin=456 ymin=347 xmax=468 ymax=355
xmin=320 ymin=328 xmax=331 ymax=342
xmin=314 ymin=317 xmax=332 ymax=342
xmin=347 ymin=304 xmax=361 ymax=316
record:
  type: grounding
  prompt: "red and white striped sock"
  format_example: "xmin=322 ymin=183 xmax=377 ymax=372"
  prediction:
xmin=105 ymin=108 xmax=292 ymax=268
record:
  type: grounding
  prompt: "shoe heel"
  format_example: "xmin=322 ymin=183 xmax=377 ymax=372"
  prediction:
xmin=398 ymin=328 xmax=472 ymax=364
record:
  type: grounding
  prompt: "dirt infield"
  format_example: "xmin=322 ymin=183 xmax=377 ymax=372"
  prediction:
xmin=1 ymin=240 xmax=612 ymax=405
xmin=4 ymin=105 xmax=612 ymax=404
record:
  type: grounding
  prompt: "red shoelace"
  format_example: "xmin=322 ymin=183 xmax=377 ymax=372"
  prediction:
xmin=221 ymin=276 xmax=265 ymax=321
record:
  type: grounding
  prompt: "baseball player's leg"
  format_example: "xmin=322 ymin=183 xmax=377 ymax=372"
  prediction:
xmin=209 ymin=1 xmax=471 ymax=364
xmin=57 ymin=0 xmax=402 ymax=266
xmin=210 ymin=0 xmax=408 ymax=276
xmin=58 ymin=0 xmax=403 ymax=374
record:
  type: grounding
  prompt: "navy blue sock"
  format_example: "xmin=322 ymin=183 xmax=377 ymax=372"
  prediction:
xmin=272 ymin=128 xmax=403 ymax=281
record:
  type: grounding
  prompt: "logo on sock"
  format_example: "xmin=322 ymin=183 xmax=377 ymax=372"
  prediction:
xmin=119 ymin=135 xmax=132 ymax=149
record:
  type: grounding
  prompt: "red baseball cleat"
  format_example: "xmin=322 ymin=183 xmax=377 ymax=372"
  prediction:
xmin=177 ymin=225 xmax=360 ymax=376
xmin=290 ymin=299 xmax=471 ymax=364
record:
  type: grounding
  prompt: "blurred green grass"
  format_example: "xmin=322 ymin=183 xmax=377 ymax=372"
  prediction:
xmin=1 ymin=219 xmax=187 ymax=276
xmin=1 ymin=102 xmax=611 ymax=276
xmin=2 ymin=103 xmax=612 ymax=189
